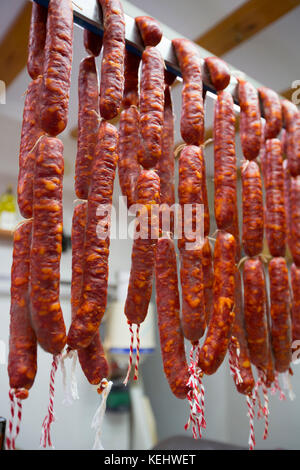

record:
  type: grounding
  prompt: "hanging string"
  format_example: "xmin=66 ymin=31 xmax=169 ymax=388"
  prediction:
xmin=185 ymin=343 xmax=206 ymax=439
xmin=271 ymin=372 xmax=286 ymax=401
xmin=11 ymin=398 xmax=23 ymax=450
xmin=246 ymin=395 xmax=256 ymax=450
xmin=123 ymin=321 xmax=134 ymax=386
xmin=282 ymin=370 xmax=296 ymax=401
xmin=133 ymin=324 xmax=140 ymax=381
xmin=40 ymin=354 xmax=60 ymax=449
xmin=257 ymin=370 xmax=270 ymax=440
xmin=60 ymin=349 xmax=79 ymax=404
xmin=70 ymin=350 xmax=80 ymax=401
xmin=6 ymin=389 xmax=16 ymax=450
xmin=91 ymin=379 xmax=113 ymax=450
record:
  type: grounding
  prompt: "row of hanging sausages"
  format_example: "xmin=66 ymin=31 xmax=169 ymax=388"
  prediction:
xmin=8 ymin=0 xmax=300 ymax=442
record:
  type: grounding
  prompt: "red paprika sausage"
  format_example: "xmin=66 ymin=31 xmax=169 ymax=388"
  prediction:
xmin=291 ymin=263 xmax=300 ymax=342
xmin=231 ymin=269 xmax=255 ymax=395
xmin=241 ymin=160 xmax=264 ymax=257
xmin=287 ymin=112 xmax=300 ymax=177
xmin=125 ymin=170 xmax=160 ymax=325
xmin=213 ymin=90 xmax=238 ymax=231
xmin=265 ymin=139 xmax=286 ymax=257
xmin=258 ymin=87 xmax=282 ymax=139
xmin=139 ymin=47 xmax=165 ymax=169
xmin=30 ymin=136 xmax=66 ymax=354
xmin=122 ymin=50 xmax=140 ymax=108
xmin=155 ymin=237 xmax=190 ymax=399
xmin=198 ymin=231 xmax=236 ymax=375
xmin=238 ymin=79 xmax=262 ymax=160
xmin=178 ymin=145 xmax=205 ymax=341
xmin=84 ymin=29 xmax=103 ymax=57
xmin=40 ymin=0 xmax=73 ymax=136
xmin=281 ymin=99 xmax=298 ymax=131
xmin=118 ymin=105 xmax=142 ymax=209
xmin=8 ymin=221 xmax=37 ymax=399
xmin=202 ymin=156 xmax=210 ymax=238
xmin=204 ymin=56 xmax=230 ymax=91
xmin=71 ymin=203 xmax=109 ymax=385
xmin=75 ymin=56 xmax=100 ymax=200
xmin=27 ymin=1 xmax=47 ymax=79
xmin=18 ymin=77 xmax=44 ymax=219
xmin=68 ymin=121 xmax=118 ymax=349
xmin=201 ymin=237 xmax=213 ymax=324
xmin=283 ymin=159 xmax=292 ymax=254
xmin=269 ymin=257 xmax=291 ymax=373
xmin=98 ymin=0 xmax=125 ymax=120
xmin=290 ymin=175 xmax=300 ymax=267
xmin=281 ymin=100 xmax=299 ymax=175
xmin=135 ymin=16 xmax=162 ymax=47
xmin=156 ymin=85 xmax=175 ymax=235
xmin=172 ymin=38 xmax=204 ymax=146
xmin=243 ymin=258 xmax=269 ymax=369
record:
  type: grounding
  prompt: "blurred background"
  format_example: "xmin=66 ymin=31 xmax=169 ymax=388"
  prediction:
xmin=0 ymin=0 xmax=300 ymax=450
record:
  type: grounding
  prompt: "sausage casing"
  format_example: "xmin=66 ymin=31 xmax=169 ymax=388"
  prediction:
xmin=156 ymin=237 xmax=189 ymax=399
xmin=8 ymin=221 xmax=37 ymax=397
xmin=269 ymin=257 xmax=291 ymax=373
xmin=198 ymin=231 xmax=236 ymax=375
xmin=30 ymin=136 xmax=66 ymax=354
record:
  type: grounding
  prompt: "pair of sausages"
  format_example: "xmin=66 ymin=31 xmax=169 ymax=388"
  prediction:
xmin=156 ymin=231 xmax=236 ymax=398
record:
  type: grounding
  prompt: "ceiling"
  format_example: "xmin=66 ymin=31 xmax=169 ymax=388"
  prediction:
xmin=0 ymin=0 xmax=299 ymax=233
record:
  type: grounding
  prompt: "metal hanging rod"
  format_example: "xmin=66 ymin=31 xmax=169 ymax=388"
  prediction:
xmin=32 ymin=0 xmax=284 ymax=112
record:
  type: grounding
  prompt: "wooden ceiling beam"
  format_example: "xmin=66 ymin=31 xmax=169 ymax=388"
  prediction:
xmin=0 ymin=2 xmax=31 ymax=88
xmin=195 ymin=0 xmax=300 ymax=57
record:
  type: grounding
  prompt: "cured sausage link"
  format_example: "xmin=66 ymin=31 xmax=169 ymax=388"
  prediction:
xmin=122 ymin=50 xmax=140 ymax=108
xmin=98 ymin=0 xmax=125 ymax=120
xmin=198 ymin=231 xmax=236 ymax=375
xmin=71 ymin=203 xmax=109 ymax=385
xmin=231 ymin=269 xmax=254 ymax=395
xmin=84 ymin=29 xmax=103 ymax=57
xmin=125 ymin=170 xmax=160 ymax=325
xmin=18 ymin=77 xmax=44 ymax=219
xmin=8 ymin=220 xmax=37 ymax=399
xmin=139 ymin=47 xmax=165 ymax=169
xmin=156 ymin=85 xmax=175 ymax=234
xmin=172 ymin=38 xmax=204 ymax=146
xmin=258 ymin=87 xmax=282 ymax=139
xmin=75 ymin=56 xmax=100 ymax=200
xmin=40 ymin=0 xmax=73 ymax=136
xmin=241 ymin=160 xmax=264 ymax=257
xmin=269 ymin=257 xmax=291 ymax=373
xmin=27 ymin=1 xmax=47 ymax=79
xmin=290 ymin=175 xmax=300 ymax=267
xmin=213 ymin=90 xmax=238 ymax=231
xmin=291 ymin=263 xmax=300 ymax=342
xmin=30 ymin=136 xmax=66 ymax=354
xmin=135 ymin=16 xmax=163 ymax=46
xmin=238 ymin=79 xmax=262 ymax=160
xmin=243 ymin=258 xmax=269 ymax=370
xmin=204 ymin=57 xmax=230 ymax=91
xmin=118 ymin=105 xmax=141 ymax=209
xmin=178 ymin=145 xmax=205 ymax=341
xmin=68 ymin=121 xmax=118 ymax=349
xmin=265 ymin=138 xmax=286 ymax=257
xmin=155 ymin=237 xmax=190 ymax=399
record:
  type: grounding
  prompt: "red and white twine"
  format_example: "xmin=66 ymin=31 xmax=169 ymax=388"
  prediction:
xmin=185 ymin=343 xmax=206 ymax=439
xmin=271 ymin=372 xmax=286 ymax=401
xmin=124 ymin=321 xmax=141 ymax=385
xmin=40 ymin=354 xmax=60 ymax=449
xmin=246 ymin=395 xmax=256 ymax=450
xmin=6 ymin=389 xmax=23 ymax=451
